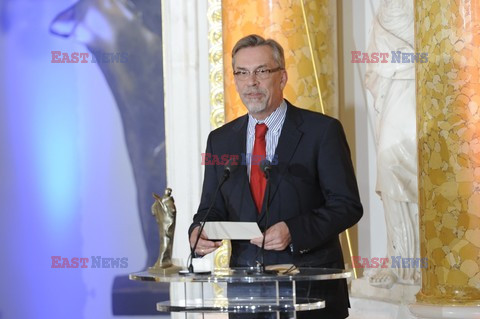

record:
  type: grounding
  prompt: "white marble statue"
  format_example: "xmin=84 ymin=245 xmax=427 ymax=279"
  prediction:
xmin=365 ymin=0 xmax=420 ymax=289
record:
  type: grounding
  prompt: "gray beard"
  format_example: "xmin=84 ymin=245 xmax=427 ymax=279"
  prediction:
xmin=243 ymin=99 xmax=267 ymax=114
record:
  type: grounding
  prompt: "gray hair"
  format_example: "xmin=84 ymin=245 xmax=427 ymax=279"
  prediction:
xmin=231 ymin=34 xmax=285 ymax=69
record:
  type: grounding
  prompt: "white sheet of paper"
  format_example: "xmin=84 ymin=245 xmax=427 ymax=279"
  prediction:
xmin=203 ymin=222 xmax=262 ymax=240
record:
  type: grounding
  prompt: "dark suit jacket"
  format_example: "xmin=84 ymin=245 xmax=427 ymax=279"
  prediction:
xmin=190 ymin=101 xmax=363 ymax=318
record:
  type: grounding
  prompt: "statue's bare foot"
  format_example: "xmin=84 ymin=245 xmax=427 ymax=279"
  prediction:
xmin=369 ymin=270 xmax=397 ymax=289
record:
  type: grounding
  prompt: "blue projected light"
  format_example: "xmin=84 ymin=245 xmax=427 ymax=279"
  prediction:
xmin=1 ymin=1 xmax=87 ymax=318
xmin=1 ymin=0 xmax=165 ymax=317
xmin=32 ymin=87 xmax=79 ymax=229
xmin=5 ymin=62 xmax=81 ymax=234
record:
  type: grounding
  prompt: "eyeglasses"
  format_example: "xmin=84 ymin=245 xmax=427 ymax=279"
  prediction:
xmin=233 ymin=67 xmax=284 ymax=81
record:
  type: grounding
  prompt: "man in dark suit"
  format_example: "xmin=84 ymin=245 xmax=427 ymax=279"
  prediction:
xmin=189 ymin=34 xmax=363 ymax=319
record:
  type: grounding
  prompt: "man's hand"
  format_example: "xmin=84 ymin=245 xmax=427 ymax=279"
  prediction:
xmin=250 ymin=221 xmax=291 ymax=251
xmin=189 ymin=226 xmax=222 ymax=256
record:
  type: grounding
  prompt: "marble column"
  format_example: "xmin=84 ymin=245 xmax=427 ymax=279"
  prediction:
xmin=411 ymin=0 xmax=480 ymax=318
xmin=221 ymin=0 xmax=338 ymax=121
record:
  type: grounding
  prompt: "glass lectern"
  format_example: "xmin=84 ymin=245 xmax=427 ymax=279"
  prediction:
xmin=130 ymin=267 xmax=351 ymax=317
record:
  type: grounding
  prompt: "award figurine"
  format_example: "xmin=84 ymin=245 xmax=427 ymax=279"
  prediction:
xmin=148 ymin=188 xmax=182 ymax=274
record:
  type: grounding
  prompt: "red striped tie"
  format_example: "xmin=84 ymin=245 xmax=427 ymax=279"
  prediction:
xmin=250 ymin=123 xmax=268 ymax=213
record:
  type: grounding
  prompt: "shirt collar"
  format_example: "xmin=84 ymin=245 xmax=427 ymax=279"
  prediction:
xmin=247 ymin=100 xmax=287 ymax=135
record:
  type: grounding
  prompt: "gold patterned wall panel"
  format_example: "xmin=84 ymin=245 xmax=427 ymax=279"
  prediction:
xmin=416 ymin=0 xmax=480 ymax=305
xmin=222 ymin=0 xmax=338 ymax=122
xmin=208 ymin=0 xmax=225 ymax=128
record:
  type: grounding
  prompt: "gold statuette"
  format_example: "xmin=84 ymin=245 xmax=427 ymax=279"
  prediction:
xmin=148 ymin=188 xmax=182 ymax=274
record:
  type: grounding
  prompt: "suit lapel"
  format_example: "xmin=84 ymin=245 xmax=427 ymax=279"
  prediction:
xmin=227 ymin=115 xmax=258 ymax=221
